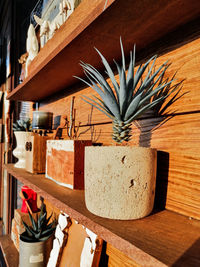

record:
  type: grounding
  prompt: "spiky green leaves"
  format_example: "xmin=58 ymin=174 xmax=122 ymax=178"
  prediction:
xmin=21 ymin=211 xmax=56 ymax=243
xmin=13 ymin=118 xmax=31 ymax=132
xmin=75 ymin=38 xmax=179 ymax=143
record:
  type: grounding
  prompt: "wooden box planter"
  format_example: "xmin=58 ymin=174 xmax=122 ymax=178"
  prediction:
xmin=25 ymin=133 xmax=50 ymax=174
xmin=45 ymin=140 xmax=92 ymax=189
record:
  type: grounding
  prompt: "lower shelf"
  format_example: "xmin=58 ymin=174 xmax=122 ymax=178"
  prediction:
xmin=0 ymin=235 xmax=19 ymax=267
xmin=4 ymin=164 xmax=200 ymax=267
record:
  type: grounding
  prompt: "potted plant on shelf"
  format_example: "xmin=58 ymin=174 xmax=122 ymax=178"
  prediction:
xmin=75 ymin=38 xmax=181 ymax=220
xmin=19 ymin=209 xmax=56 ymax=267
xmin=45 ymin=97 xmax=92 ymax=189
xmin=13 ymin=118 xmax=32 ymax=168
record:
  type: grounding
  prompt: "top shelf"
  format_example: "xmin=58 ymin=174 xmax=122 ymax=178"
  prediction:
xmin=4 ymin=164 xmax=200 ymax=267
xmin=7 ymin=0 xmax=200 ymax=101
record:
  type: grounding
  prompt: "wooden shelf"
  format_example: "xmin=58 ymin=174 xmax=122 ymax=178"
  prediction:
xmin=4 ymin=164 xmax=200 ymax=267
xmin=0 ymin=235 xmax=19 ymax=267
xmin=7 ymin=0 xmax=200 ymax=102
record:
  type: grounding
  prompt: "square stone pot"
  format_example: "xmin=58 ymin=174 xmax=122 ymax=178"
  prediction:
xmin=46 ymin=140 xmax=92 ymax=189
xmin=84 ymin=146 xmax=157 ymax=220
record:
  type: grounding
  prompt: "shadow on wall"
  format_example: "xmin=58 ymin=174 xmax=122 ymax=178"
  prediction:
xmin=154 ymin=150 xmax=169 ymax=211
xmin=172 ymin=238 xmax=200 ymax=267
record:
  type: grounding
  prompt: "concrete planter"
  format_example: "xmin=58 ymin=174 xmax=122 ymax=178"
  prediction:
xmin=19 ymin=235 xmax=53 ymax=267
xmin=85 ymin=146 xmax=157 ymax=220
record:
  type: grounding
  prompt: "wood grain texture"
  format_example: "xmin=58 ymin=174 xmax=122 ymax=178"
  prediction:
xmin=0 ymin=235 xmax=19 ymax=267
xmin=4 ymin=164 xmax=200 ymax=267
xmin=106 ymin=243 xmax=140 ymax=267
xmin=51 ymin=113 xmax=200 ymax=219
xmin=36 ymin=35 xmax=200 ymax=221
xmin=7 ymin=0 xmax=200 ymax=101
xmin=25 ymin=134 xmax=50 ymax=174
xmin=38 ymin=36 xmax=200 ymax=125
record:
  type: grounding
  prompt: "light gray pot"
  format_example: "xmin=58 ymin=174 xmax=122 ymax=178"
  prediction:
xmin=19 ymin=236 xmax=53 ymax=267
xmin=85 ymin=146 xmax=157 ymax=220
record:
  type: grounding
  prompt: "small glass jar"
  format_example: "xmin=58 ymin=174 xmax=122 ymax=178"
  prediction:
xmin=32 ymin=111 xmax=53 ymax=130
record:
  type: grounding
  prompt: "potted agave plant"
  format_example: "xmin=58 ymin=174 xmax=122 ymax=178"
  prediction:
xmin=75 ymin=39 xmax=180 ymax=220
xmin=13 ymin=118 xmax=32 ymax=168
xmin=19 ymin=210 xmax=56 ymax=267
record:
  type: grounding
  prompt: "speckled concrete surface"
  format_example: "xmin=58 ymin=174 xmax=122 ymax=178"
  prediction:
xmin=85 ymin=146 xmax=157 ymax=220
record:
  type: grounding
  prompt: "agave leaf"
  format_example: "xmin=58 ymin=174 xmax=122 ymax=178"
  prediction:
xmin=113 ymin=59 xmax=122 ymax=82
xmin=95 ymin=47 xmax=120 ymax=94
xmin=20 ymin=234 xmax=35 ymax=242
xmin=158 ymin=86 xmax=185 ymax=115
xmin=125 ymin=96 xmax=165 ymax=124
xmin=90 ymin=94 xmax=114 ymax=115
xmin=28 ymin=212 xmax=37 ymax=231
xmin=81 ymin=63 xmax=118 ymax=103
xmin=17 ymin=120 xmax=23 ymax=127
xmin=76 ymin=39 xmax=182 ymax=144
xmin=78 ymin=73 xmax=105 ymax=99
xmin=142 ymin=61 xmax=169 ymax=89
xmin=80 ymin=61 xmax=118 ymax=100
xmin=45 ymin=221 xmax=55 ymax=230
xmin=142 ymin=56 xmax=157 ymax=87
xmin=81 ymin=97 xmax=114 ymax=119
xmin=74 ymin=75 xmax=96 ymax=91
xmin=84 ymin=73 xmax=121 ymax=120
xmin=152 ymin=68 xmax=177 ymax=101
xmin=146 ymin=67 xmax=170 ymax=99
xmin=138 ymin=80 xmax=174 ymax=107
xmin=46 ymin=213 xmax=53 ymax=225
xmin=120 ymin=37 xmax=125 ymax=71
xmin=124 ymin=92 xmax=143 ymax=121
xmin=126 ymin=50 xmax=134 ymax=105
xmin=34 ymin=230 xmax=42 ymax=239
xmin=119 ymin=68 xmax=127 ymax=116
xmin=41 ymin=227 xmax=55 ymax=237
xmin=134 ymin=55 xmax=156 ymax=89
xmin=38 ymin=212 xmax=47 ymax=229
xmin=22 ymin=221 xmax=35 ymax=237
xmin=152 ymin=77 xmax=170 ymax=103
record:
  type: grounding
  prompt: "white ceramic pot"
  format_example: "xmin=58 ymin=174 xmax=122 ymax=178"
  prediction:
xmin=13 ymin=131 xmax=32 ymax=168
xmin=84 ymin=146 xmax=157 ymax=220
xmin=19 ymin=235 xmax=53 ymax=267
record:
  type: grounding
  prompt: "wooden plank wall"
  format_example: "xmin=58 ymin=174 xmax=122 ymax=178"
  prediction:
xmin=39 ymin=34 xmax=200 ymax=221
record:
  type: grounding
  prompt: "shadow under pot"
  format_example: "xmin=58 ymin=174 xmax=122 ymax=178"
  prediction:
xmin=84 ymin=146 xmax=157 ymax=220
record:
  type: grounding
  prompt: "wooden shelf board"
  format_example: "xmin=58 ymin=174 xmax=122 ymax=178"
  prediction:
xmin=4 ymin=164 xmax=200 ymax=267
xmin=7 ymin=0 xmax=200 ymax=102
xmin=0 ymin=235 xmax=19 ymax=267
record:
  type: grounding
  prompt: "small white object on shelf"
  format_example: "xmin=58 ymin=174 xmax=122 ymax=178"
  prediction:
xmin=25 ymin=24 xmax=39 ymax=77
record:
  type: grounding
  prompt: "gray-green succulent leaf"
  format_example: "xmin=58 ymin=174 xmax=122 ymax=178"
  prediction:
xmin=76 ymin=38 xmax=182 ymax=143
xmin=13 ymin=118 xmax=32 ymax=132
xmin=21 ymin=211 xmax=56 ymax=243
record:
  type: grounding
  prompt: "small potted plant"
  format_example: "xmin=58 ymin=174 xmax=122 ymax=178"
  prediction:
xmin=76 ymin=39 xmax=181 ymax=220
xmin=45 ymin=97 xmax=92 ymax=189
xmin=13 ymin=118 xmax=32 ymax=168
xmin=19 ymin=209 xmax=56 ymax=267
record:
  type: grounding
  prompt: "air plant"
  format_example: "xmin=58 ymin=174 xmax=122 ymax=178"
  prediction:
xmin=75 ymin=38 xmax=180 ymax=143
xmin=13 ymin=118 xmax=32 ymax=132
xmin=20 ymin=210 xmax=56 ymax=242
